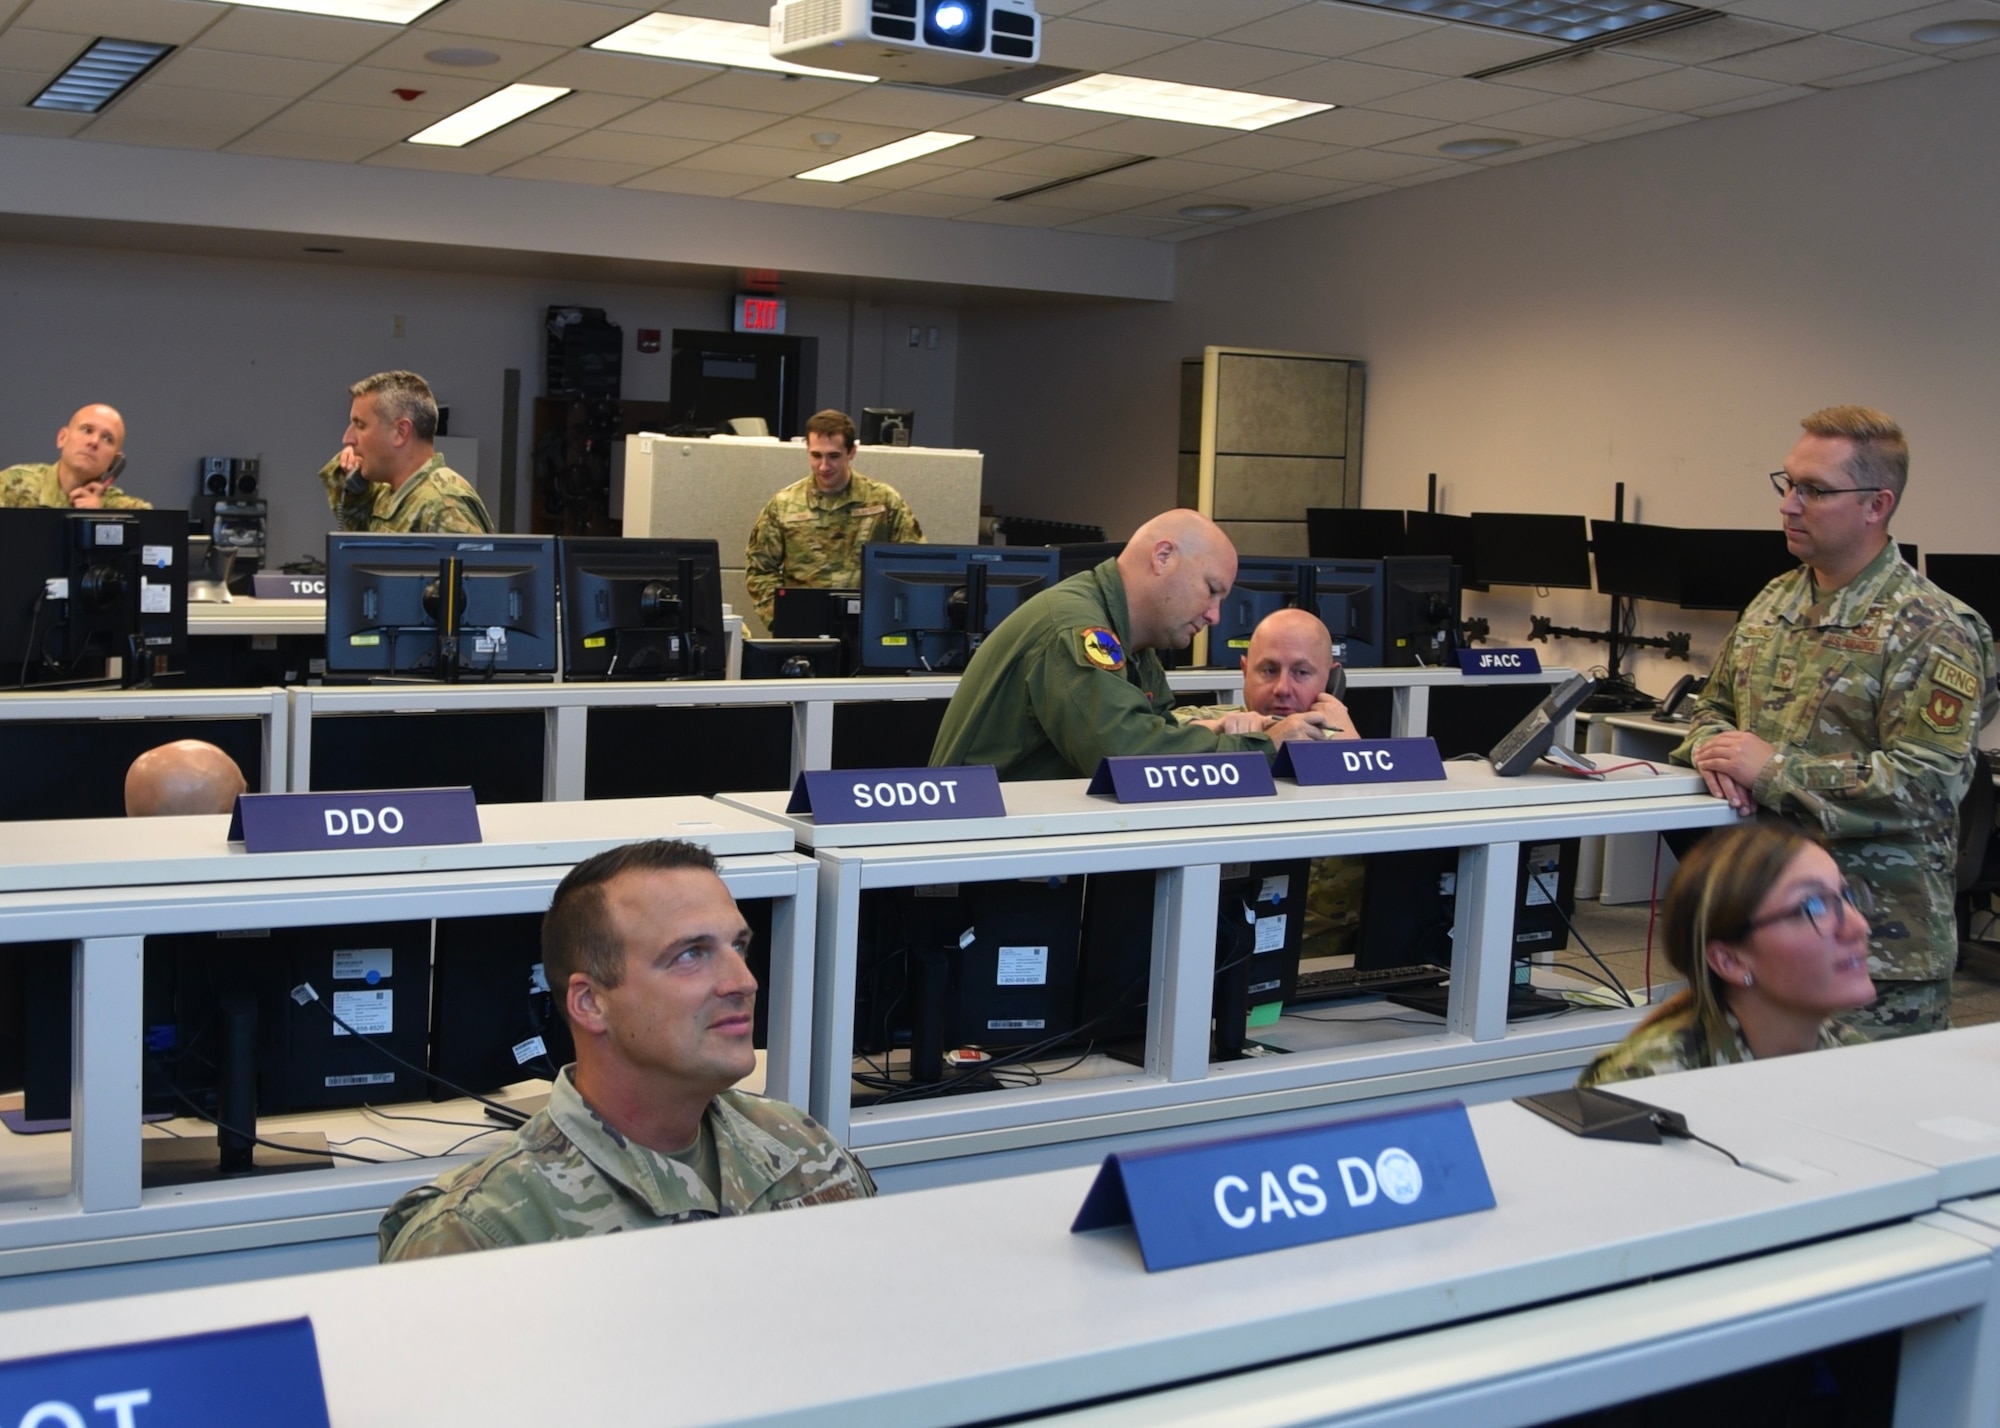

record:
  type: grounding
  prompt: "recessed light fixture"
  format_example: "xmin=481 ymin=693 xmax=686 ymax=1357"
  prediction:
xmin=1024 ymin=74 xmax=1331 ymax=131
xmin=31 ymin=38 xmax=173 ymax=113
xmin=1440 ymin=137 xmax=1521 ymax=157
xmin=216 ymin=0 xmax=446 ymax=21
xmin=798 ymin=131 xmax=975 ymax=181
xmin=1179 ymin=203 xmax=1250 ymax=220
xmin=407 ymin=83 xmax=570 ymax=147
xmin=593 ymin=13 xmax=876 ymax=82
xmin=1911 ymin=19 xmax=2000 ymax=44
xmin=425 ymin=47 xmax=502 ymax=67
xmin=1345 ymin=0 xmax=1693 ymax=43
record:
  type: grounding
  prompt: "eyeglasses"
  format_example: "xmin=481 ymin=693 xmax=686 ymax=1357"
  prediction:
xmin=1742 ymin=879 xmax=1875 ymax=938
xmin=1769 ymin=471 xmax=1889 ymax=503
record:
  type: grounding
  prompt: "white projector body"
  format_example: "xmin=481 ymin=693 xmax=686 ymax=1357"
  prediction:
xmin=770 ymin=0 xmax=1041 ymax=86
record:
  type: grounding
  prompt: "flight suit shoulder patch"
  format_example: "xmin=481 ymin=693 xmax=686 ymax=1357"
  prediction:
xmin=1078 ymin=627 xmax=1124 ymax=671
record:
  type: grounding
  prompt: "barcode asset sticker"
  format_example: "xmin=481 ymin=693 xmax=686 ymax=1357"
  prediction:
xmin=512 ymin=1035 xmax=548 ymax=1066
xmin=331 ymin=989 xmax=392 ymax=1036
xmin=326 ymin=1072 xmax=395 ymax=1088
xmin=1254 ymin=914 xmax=1287 ymax=954
xmin=996 ymin=945 xmax=1049 ymax=986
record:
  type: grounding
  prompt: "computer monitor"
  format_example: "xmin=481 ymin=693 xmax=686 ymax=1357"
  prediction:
xmin=741 ymin=638 xmax=844 ymax=679
xmin=1590 ymin=520 xmax=1682 ymax=604
xmin=1675 ymin=528 xmax=1796 ymax=613
xmin=1208 ymin=558 xmax=1384 ymax=669
xmin=1306 ymin=508 xmax=1405 ymax=560
xmin=428 ymin=913 xmax=576 ymax=1098
xmin=1382 ymin=555 xmax=1457 ymax=667
xmin=1926 ymin=555 xmax=2000 ymax=631
xmin=859 ymin=408 xmax=914 ymax=447
xmin=1403 ymin=510 xmax=1487 ymax=593
xmin=326 ymin=533 xmax=558 ymax=680
xmin=0 ymin=508 xmax=188 ymax=688
xmin=1469 ymin=513 xmax=1592 ymax=589
xmin=1054 ymin=541 xmax=1123 ymax=581
xmin=558 ymin=537 xmax=723 ymax=680
xmin=858 ymin=543 xmax=1061 ymax=672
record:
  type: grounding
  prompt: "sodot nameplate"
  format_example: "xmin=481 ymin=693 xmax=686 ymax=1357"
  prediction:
xmin=1274 ymin=737 xmax=1446 ymax=785
xmin=1457 ymin=648 xmax=1543 ymax=676
xmin=1086 ymin=752 xmax=1276 ymax=803
xmin=0 ymin=1317 xmax=331 ymax=1428
xmin=1072 ymin=1102 xmax=1495 ymax=1272
xmin=228 ymin=787 xmax=482 ymax=853
xmin=786 ymin=766 xmax=1005 ymax=824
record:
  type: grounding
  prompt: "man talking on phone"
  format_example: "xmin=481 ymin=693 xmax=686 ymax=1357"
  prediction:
xmin=0 ymin=404 xmax=150 ymax=510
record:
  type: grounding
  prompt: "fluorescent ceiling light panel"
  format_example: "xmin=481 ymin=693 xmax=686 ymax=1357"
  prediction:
xmin=31 ymin=38 xmax=172 ymax=113
xmin=1345 ymin=0 xmax=1693 ymax=44
xmin=593 ymin=14 xmax=876 ymax=82
xmin=1024 ymin=75 xmax=1331 ymax=131
xmin=407 ymin=83 xmax=570 ymax=147
xmin=798 ymin=131 xmax=975 ymax=182
xmin=212 ymin=0 xmax=447 ymax=21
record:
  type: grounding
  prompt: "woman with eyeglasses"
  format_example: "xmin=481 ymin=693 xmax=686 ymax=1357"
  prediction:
xmin=1578 ymin=823 xmax=1875 ymax=1088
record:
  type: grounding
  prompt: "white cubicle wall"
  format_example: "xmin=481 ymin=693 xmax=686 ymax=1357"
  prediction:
xmin=0 ymin=688 xmax=289 ymax=801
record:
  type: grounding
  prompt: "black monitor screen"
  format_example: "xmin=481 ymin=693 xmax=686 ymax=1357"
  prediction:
xmin=859 ymin=543 xmax=1061 ymax=672
xmin=1675 ymin=528 xmax=1796 ymax=612
xmin=559 ymin=537 xmax=723 ymax=680
xmin=1469 ymin=513 xmax=1592 ymax=589
xmin=0 ymin=508 xmax=188 ymax=686
xmin=1382 ymin=555 xmax=1457 ymax=667
xmin=1209 ymin=558 xmax=1383 ymax=669
xmin=1403 ymin=510 xmax=1487 ymax=593
xmin=327 ymin=533 xmax=557 ymax=679
xmin=1054 ymin=542 xmax=1122 ymax=582
xmin=1590 ymin=520 xmax=1681 ymax=603
xmin=1306 ymin=508 xmax=1405 ymax=560
xmin=1927 ymin=554 xmax=2000 ymax=632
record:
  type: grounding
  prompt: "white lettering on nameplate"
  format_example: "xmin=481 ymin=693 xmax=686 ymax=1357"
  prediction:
xmin=851 ymin=778 xmax=961 ymax=809
xmin=322 ymin=806 xmax=407 ymax=836
xmin=1142 ymin=763 xmax=1241 ymax=790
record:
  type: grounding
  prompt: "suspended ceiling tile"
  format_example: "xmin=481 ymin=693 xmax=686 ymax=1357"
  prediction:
xmin=0 ymin=106 xmax=91 ymax=137
xmin=77 ymin=119 xmax=246 ymax=149
xmin=1037 ymin=17 xmax=1188 ymax=70
xmin=731 ymin=114 xmax=911 ymax=155
xmin=980 ymin=141 xmax=1148 ymax=177
xmin=1383 ymin=157 xmax=1481 ymax=185
xmin=1485 ymin=93 xmax=1663 ymax=137
xmin=13 ymin=0 xmax=221 ymax=46
xmin=414 ymin=0 xmax=649 ymax=47
xmin=1606 ymin=14 xmax=1810 ymax=62
xmin=1273 ymin=104 xmax=1443 ymax=146
xmin=802 ymin=84 xmax=1000 ymax=127
xmin=226 ymin=128 xmax=392 ymax=162
xmin=844 ymin=159 xmax=967 ymax=190
xmin=260 ymin=99 xmax=431 ymax=139
xmin=0 ymin=68 xmax=46 ymax=106
xmin=953 ymin=200 xmax=1077 ymax=227
xmin=358 ymin=30 xmax=569 ymax=82
xmin=666 ymin=0 xmax=773 ymax=20
xmin=1485 ymin=49 xmax=1679 ymax=95
xmin=185 ymin=10 xmax=393 ymax=64
xmin=538 ymin=128 xmax=706 ymax=163
xmin=1004 ymin=181 xmax=1175 ymax=214
xmin=1055 ymin=211 xmax=1204 ymax=238
xmin=1118 ymin=38 xmax=1324 ymax=89
xmin=734 ymin=176 xmax=892 ymax=207
xmin=1376 ymin=120 xmax=1538 ymax=156
xmin=1367 ymin=77 xmax=1551 ymax=121
xmin=618 ymin=165 xmax=766 ymax=196
xmin=1067 ymin=0 xmax=1301 ymax=39
xmin=911 ymin=166 xmax=1046 ymax=198
xmin=602 ymin=98 xmax=781 ymax=141
xmin=312 ymin=66 xmax=505 ymax=112
xmin=518 ymin=51 xmax=717 ymax=99
xmin=1087 ymin=154 xmax=1260 ymax=188
xmin=931 ymin=135 xmax=1037 ymax=166
xmin=1722 ymin=0 xmax=1935 ymax=24
xmin=519 ymin=90 xmax=641 ymax=127
xmin=1811 ymin=52 xmax=1949 ymax=84
xmin=1689 ymin=81 xmax=1818 ymax=114
xmin=1706 ymin=32 xmax=1914 ymax=82
xmin=366 ymin=142 xmax=521 ymax=174
xmin=90 ymin=83 xmax=293 ymax=128
xmin=845 ymin=189 xmax=992 ymax=218
xmin=1343 ymin=24 xmax=1566 ymax=77
xmin=1173 ymin=131 xmax=1345 ymax=170
xmin=1199 ymin=169 xmax=1358 ymax=203
xmin=1264 ymin=56 xmax=1446 ymax=105
xmin=494 ymin=154 xmax=655 ymax=184
xmin=1580 ymin=109 xmax=1697 ymax=140
xmin=1473 ymin=135 xmax=1587 ymax=164
xmin=150 ymin=47 xmax=344 ymax=98
xmin=670 ymin=141 xmax=814 ymax=176
xmin=1835 ymin=0 xmax=2000 ymax=48
xmin=1058 ymin=115 xmax=1244 ymax=157
xmin=0 ymin=28 xmax=99 ymax=71
xmin=668 ymin=69 xmax=867 ymax=114
xmin=1585 ymin=64 xmax=1789 ymax=110
xmin=1288 ymin=145 xmax=1457 ymax=181
xmin=948 ymin=100 xmax=1119 ymax=141
xmin=1214 ymin=3 xmax=1441 ymax=58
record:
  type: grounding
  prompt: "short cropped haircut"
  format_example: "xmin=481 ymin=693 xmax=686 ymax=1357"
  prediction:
xmin=541 ymin=839 xmax=721 ymax=1014
xmin=805 ymin=408 xmax=857 ymax=450
xmin=1801 ymin=405 xmax=1907 ymax=510
xmin=351 ymin=370 xmax=439 ymax=443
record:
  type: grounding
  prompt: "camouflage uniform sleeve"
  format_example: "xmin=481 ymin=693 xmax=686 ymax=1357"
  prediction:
xmin=0 ymin=466 xmax=43 ymax=508
xmin=99 ymin=487 xmax=152 ymax=510
xmin=885 ymin=487 xmax=923 ymax=544
xmin=1172 ymin=703 xmax=1238 ymax=725
xmin=378 ymin=1185 xmax=508 ymax=1261
xmin=1671 ymin=633 xmax=1745 ymax=768
xmin=744 ymin=497 xmax=787 ymax=626
xmin=1575 ymin=1002 xmax=1713 ymax=1088
xmin=1750 ymin=613 xmax=1985 ymax=839
xmin=318 ymin=454 xmax=373 ymax=531
xmin=408 ymin=493 xmax=493 ymax=535
xmin=1027 ymin=631 xmax=1271 ymax=774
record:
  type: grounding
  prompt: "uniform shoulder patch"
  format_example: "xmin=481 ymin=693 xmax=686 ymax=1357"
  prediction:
xmin=1931 ymin=654 xmax=1980 ymax=701
xmin=1079 ymin=626 xmax=1124 ymax=671
xmin=1921 ymin=689 xmax=1965 ymax=735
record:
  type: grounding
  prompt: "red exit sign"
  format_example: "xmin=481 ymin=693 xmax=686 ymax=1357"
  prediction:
xmin=733 ymin=295 xmax=787 ymax=334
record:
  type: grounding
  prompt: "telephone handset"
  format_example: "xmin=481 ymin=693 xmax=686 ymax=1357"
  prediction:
xmin=1653 ymin=673 xmax=1699 ymax=722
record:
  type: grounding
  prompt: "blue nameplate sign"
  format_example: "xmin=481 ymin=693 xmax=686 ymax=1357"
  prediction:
xmin=1072 ymin=1102 xmax=1495 ymax=1272
xmin=1086 ymin=752 xmax=1276 ymax=803
xmin=1457 ymin=647 xmax=1542 ymax=676
xmin=1275 ymin=736 xmax=1446 ymax=785
xmin=786 ymin=766 xmax=1005 ymax=824
xmin=0 ymin=1316 xmax=331 ymax=1427
xmin=251 ymin=572 xmax=326 ymax=599
xmin=228 ymin=786 xmax=482 ymax=853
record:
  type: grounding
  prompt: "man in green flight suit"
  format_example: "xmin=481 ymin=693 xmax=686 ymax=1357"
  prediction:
xmin=0 ymin=403 xmax=150 ymax=510
xmin=379 ymin=838 xmax=874 ymax=1260
xmin=930 ymin=508 xmax=1337 ymax=780
xmin=1675 ymin=405 xmax=1998 ymax=1039
xmin=316 ymin=370 xmax=493 ymax=535
xmin=744 ymin=408 xmax=923 ymax=629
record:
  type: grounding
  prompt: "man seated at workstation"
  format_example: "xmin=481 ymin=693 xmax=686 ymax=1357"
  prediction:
xmin=379 ymin=838 xmax=873 ymax=1261
xmin=744 ymin=408 xmax=923 ymax=629
xmin=930 ymin=509 xmax=1337 ymax=780
xmin=125 ymin=740 xmax=247 ymax=817
xmin=0 ymin=403 xmax=149 ymax=510
xmin=1675 ymin=404 xmax=1998 ymax=1039
xmin=316 ymin=370 xmax=492 ymax=535
xmin=1173 ymin=606 xmax=1358 ymax=739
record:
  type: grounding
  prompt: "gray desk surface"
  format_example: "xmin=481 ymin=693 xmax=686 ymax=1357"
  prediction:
xmin=1625 ymin=1024 xmax=2000 ymax=1202
xmin=718 ymin=760 xmax=1707 ymax=849
xmin=186 ymin=598 xmax=326 ymax=636
xmin=0 ymin=1096 xmax=1941 ymax=1427
xmin=0 ymin=796 xmax=793 ymax=894
xmin=1948 ymin=1191 xmax=2000 ymax=1232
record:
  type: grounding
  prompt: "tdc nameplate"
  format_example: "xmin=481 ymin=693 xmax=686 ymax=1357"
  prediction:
xmin=228 ymin=787 xmax=482 ymax=853
xmin=786 ymin=766 xmax=1005 ymax=823
xmin=251 ymin=573 xmax=326 ymax=599
xmin=0 ymin=1317 xmax=331 ymax=1428
xmin=1072 ymin=1102 xmax=1495 ymax=1272
xmin=1457 ymin=648 xmax=1542 ymax=675
xmin=1086 ymin=752 xmax=1276 ymax=803
xmin=1275 ymin=737 xmax=1445 ymax=785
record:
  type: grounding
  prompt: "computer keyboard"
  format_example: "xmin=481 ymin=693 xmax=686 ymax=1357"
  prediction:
xmin=1287 ymin=963 xmax=1450 ymax=1005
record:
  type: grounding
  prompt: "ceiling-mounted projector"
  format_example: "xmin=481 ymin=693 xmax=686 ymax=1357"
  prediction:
xmin=770 ymin=0 xmax=1040 ymax=85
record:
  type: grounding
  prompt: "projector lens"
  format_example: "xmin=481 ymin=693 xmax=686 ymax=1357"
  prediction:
xmin=934 ymin=2 xmax=968 ymax=31
xmin=924 ymin=0 xmax=985 ymax=49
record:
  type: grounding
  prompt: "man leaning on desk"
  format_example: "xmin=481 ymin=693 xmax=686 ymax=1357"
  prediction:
xmin=1673 ymin=405 xmax=1998 ymax=1040
xmin=316 ymin=370 xmax=493 ymax=536
xmin=0 ymin=403 xmax=151 ymax=510
xmin=743 ymin=407 xmax=923 ymax=628
xmin=379 ymin=839 xmax=873 ymax=1261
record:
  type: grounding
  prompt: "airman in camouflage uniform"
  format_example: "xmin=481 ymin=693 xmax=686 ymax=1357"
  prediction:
xmin=744 ymin=408 xmax=922 ymax=628
xmin=1675 ymin=407 xmax=1998 ymax=1039
xmin=316 ymin=451 xmax=492 ymax=535
xmin=378 ymin=1070 xmax=872 ymax=1260
xmin=320 ymin=370 xmax=493 ymax=537
xmin=1 ymin=403 xmax=148 ymax=509
xmin=1577 ymin=998 xmax=1864 ymax=1089
xmin=0 ymin=462 xmax=151 ymax=510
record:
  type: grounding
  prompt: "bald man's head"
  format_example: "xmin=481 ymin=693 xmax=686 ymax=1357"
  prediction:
xmin=54 ymin=404 xmax=126 ymax=489
xmin=1242 ymin=608 xmax=1336 ymax=718
xmin=1116 ymin=509 xmax=1237 ymax=651
xmin=125 ymin=740 xmax=247 ymax=818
